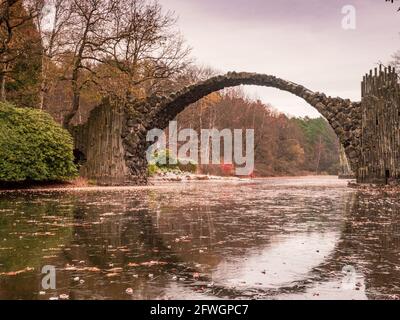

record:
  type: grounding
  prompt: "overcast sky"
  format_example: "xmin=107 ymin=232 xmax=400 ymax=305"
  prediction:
xmin=159 ymin=0 xmax=400 ymax=117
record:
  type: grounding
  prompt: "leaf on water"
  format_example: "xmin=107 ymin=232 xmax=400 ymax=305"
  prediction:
xmin=127 ymin=263 xmax=140 ymax=267
xmin=126 ymin=288 xmax=134 ymax=295
xmin=140 ymin=261 xmax=168 ymax=267
xmin=106 ymin=268 xmax=123 ymax=273
xmin=128 ymin=261 xmax=168 ymax=267
xmin=174 ymin=235 xmax=191 ymax=243
xmin=106 ymin=273 xmax=119 ymax=277
xmin=33 ymin=232 xmax=56 ymax=236
xmin=0 ymin=267 xmax=34 ymax=276
xmin=64 ymin=266 xmax=100 ymax=272
xmin=100 ymin=213 xmax=116 ymax=217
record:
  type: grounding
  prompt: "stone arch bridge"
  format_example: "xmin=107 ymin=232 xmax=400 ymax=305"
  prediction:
xmin=73 ymin=67 xmax=399 ymax=185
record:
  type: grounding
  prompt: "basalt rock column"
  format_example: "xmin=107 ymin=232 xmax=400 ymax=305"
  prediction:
xmin=358 ymin=66 xmax=400 ymax=184
xmin=72 ymin=98 xmax=136 ymax=185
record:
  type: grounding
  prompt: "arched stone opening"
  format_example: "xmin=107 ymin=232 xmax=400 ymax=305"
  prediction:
xmin=122 ymin=72 xmax=361 ymax=184
xmin=73 ymin=148 xmax=87 ymax=166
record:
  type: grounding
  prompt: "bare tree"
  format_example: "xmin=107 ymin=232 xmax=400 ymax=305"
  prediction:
xmin=390 ymin=50 xmax=400 ymax=73
xmin=59 ymin=0 xmax=191 ymax=128
xmin=60 ymin=0 xmax=119 ymax=127
xmin=35 ymin=0 xmax=73 ymax=109
xmin=0 ymin=0 xmax=40 ymax=101
xmin=96 ymin=0 xmax=192 ymax=97
xmin=385 ymin=0 xmax=400 ymax=11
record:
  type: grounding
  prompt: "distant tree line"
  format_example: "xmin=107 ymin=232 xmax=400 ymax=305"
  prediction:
xmin=173 ymin=89 xmax=340 ymax=176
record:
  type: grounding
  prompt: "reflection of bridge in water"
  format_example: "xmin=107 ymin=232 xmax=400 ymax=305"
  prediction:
xmin=1 ymin=183 xmax=400 ymax=299
xmin=64 ymin=188 xmax=400 ymax=299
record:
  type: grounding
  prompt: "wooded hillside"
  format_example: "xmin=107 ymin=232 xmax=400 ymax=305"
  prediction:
xmin=1 ymin=0 xmax=340 ymax=178
xmin=174 ymin=89 xmax=339 ymax=176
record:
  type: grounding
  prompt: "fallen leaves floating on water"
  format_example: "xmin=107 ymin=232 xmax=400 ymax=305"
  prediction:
xmin=174 ymin=236 xmax=191 ymax=243
xmin=32 ymin=232 xmax=56 ymax=236
xmin=128 ymin=261 xmax=168 ymax=267
xmin=141 ymin=261 xmax=168 ymax=267
xmin=126 ymin=288 xmax=134 ymax=295
xmin=127 ymin=262 xmax=140 ymax=267
xmin=63 ymin=261 xmax=168 ymax=276
xmin=64 ymin=266 xmax=100 ymax=272
xmin=106 ymin=267 xmax=123 ymax=273
xmin=106 ymin=273 xmax=119 ymax=278
xmin=100 ymin=212 xmax=117 ymax=217
xmin=0 ymin=267 xmax=34 ymax=276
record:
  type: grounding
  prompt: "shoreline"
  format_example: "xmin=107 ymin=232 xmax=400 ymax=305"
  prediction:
xmin=0 ymin=174 xmax=346 ymax=194
xmin=348 ymin=181 xmax=400 ymax=195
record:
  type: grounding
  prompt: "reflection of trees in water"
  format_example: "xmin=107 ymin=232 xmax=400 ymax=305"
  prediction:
xmin=2 ymin=188 xmax=400 ymax=299
xmin=55 ymin=191 xmax=225 ymax=299
xmin=289 ymin=191 xmax=400 ymax=299
xmin=52 ymin=191 xmax=341 ymax=299
xmin=146 ymin=191 xmax=400 ymax=299
xmin=0 ymin=193 xmax=74 ymax=299
xmin=342 ymin=191 xmax=400 ymax=299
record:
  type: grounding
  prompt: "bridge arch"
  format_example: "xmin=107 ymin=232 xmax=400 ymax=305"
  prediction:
xmin=122 ymin=72 xmax=361 ymax=183
xmin=148 ymin=72 xmax=347 ymax=132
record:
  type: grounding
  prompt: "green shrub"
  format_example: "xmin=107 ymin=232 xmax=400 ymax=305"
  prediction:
xmin=148 ymin=149 xmax=198 ymax=175
xmin=150 ymin=149 xmax=179 ymax=169
xmin=0 ymin=102 xmax=78 ymax=182
xmin=148 ymin=163 xmax=159 ymax=176
xmin=177 ymin=160 xmax=197 ymax=173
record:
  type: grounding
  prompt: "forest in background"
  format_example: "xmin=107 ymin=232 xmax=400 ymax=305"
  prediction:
xmin=173 ymin=89 xmax=339 ymax=176
xmin=2 ymin=0 xmax=397 ymax=178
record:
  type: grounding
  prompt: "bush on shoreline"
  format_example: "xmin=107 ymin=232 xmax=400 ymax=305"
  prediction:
xmin=0 ymin=102 xmax=78 ymax=182
xmin=148 ymin=149 xmax=197 ymax=176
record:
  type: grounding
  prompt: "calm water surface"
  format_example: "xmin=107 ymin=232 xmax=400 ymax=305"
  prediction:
xmin=0 ymin=176 xmax=400 ymax=300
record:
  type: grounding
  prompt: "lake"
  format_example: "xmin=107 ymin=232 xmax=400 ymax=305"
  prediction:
xmin=0 ymin=176 xmax=399 ymax=300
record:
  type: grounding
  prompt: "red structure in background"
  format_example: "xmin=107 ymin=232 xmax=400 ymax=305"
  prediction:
xmin=221 ymin=163 xmax=234 ymax=176
xmin=220 ymin=163 xmax=256 ymax=178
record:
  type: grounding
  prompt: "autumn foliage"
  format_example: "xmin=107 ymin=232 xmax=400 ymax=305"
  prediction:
xmin=174 ymin=89 xmax=339 ymax=176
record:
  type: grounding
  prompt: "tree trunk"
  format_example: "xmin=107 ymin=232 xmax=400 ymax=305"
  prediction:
xmin=0 ymin=73 xmax=6 ymax=102
xmin=63 ymin=76 xmax=80 ymax=128
xmin=39 ymin=55 xmax=47 ymax=110
xmin=315 ymin=135 xmax=322 ymax=174
xmin=39 ymin=89 xmax=45 ymax=110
